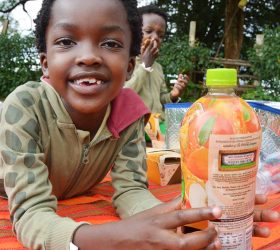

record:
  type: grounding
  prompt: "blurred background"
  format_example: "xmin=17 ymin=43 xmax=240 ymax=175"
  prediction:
xmin=0 ymin=0 xmax=279 ymax=102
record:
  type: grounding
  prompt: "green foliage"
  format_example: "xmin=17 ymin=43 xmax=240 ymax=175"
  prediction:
xmin=159 ymin=35 xmax=213 ymax=73
xmin=246 ymin=26 xmax=280 ymax=100
xmin=180 ymin=82 xmax=206 ymax=103
xmin=241 ymin=86 xmax=280 ymax=102
xmin=0 ymin=33 xmax=41 ymax=98
xmin=158 ymin=35 xmax=219 ymax=102
xmin=155 ymin=0 xmax=279 ymax=56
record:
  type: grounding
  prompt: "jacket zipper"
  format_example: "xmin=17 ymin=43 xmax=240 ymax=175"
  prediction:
xmin=61 ymin=143 xmax=90 ymax=198
xmin=81 ymin=144 xmax=90 ymax=164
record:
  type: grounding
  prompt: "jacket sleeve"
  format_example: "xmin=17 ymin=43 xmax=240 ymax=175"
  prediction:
xmin=124 ymin=63 xmax=151 ymax=94
xmin=0 ymin=93 xmax=87 ymax=250
xmin=111 ymin=117 xmax=161 ymax=218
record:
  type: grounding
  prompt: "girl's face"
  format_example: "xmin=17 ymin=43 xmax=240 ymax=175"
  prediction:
xmin=40 ymin=0 xmax=135 ymax=116
xmin=142 ymin=13 xmax=166 ymax=49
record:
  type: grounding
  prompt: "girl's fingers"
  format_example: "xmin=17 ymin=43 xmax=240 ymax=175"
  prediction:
xmin=174 ymin=82 xmax=186 ymax=91
xmin=184 ymin=74 xmax=190 ymax=81
xmin=153 ymin=51 xmax=159 ymax=58
xmin=152 ymin=39 xmax=158 ymax=49
xmin=255 ymin=194 xmax=267 ymax=205
xmin=130 ymin=197 xmax=181 ymax=220
xmin=143 ymin=38 xmax=151 ymax=48
xmin=141 ymin=39 xmax=153 ymax=54
xmin=152 ymin=48 xmax=159 ymax=57
xmin=253 ymin=224 xmax=271 ymax=238
xmin=177 ymin=77 xmax=188 ymax=86
xmin=253 ymin=194 xmax=280 ymax=238
xmin=151 ymin=197 xmax=182 ymax=214
xmin=146 ymin=39 xmax=156 ymax=50
xmin=205 ymin=239 xmax=221 ymax=250
xmin=178 ymin=74 xmax=190 ymax=81
xmin=157 ymin=206 xmax=222 ymax=230
xmin=254 ymin=209 xmax=280 ymax=222
xmin=141 ymin=39 xmax=159 ymax=60
xmin=176 ymin=81 xmax=187 ymax=87
xmin=150 ymin=226 xmax=219 ymax=250
xmin=180 ymin=227 xmax=220 ymax=250
xmin=151 ymin=41 xmax=159 ymax=54
xmin=253 ymin=209 xmax=280 ymax=238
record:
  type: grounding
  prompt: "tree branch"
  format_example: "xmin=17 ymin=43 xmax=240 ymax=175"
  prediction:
xmin=0 ymin=0 xmax=36 ymax=14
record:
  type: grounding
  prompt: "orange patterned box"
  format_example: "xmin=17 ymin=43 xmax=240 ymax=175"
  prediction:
xmin=146 ymin=148 xmax=181 ymax=186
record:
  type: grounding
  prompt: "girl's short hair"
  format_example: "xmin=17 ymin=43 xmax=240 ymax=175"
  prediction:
xmin=34 ymin=0 xmax=142 ymax=56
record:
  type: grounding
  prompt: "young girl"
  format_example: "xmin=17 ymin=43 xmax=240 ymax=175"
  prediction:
xmin=0 ymin=0 xmax=278 ymax=249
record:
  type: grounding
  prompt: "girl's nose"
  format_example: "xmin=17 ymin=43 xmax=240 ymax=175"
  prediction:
xmin=75 ymin=42 xmax=102 ymax=66
xmin=151 ymin=33 xmax=158 ymax=40
xmin=151 ymin=33 xmax=161 ymax=44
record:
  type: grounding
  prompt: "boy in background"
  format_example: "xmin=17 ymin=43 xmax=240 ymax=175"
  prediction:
xmin=125 ymin=5 xmax=188 ymax=121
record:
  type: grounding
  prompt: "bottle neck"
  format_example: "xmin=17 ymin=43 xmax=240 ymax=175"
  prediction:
xmin=207 ymin=87 xmax=236 ymax=96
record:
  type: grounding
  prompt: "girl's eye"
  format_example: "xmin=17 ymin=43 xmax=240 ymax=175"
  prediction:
xmin=144 ymin=30 xmax=152 ymax=35
xmin=55 ymin=38 xmax=75 ymax=47
xmin=102 ymin=40 xmax=123 ymax=49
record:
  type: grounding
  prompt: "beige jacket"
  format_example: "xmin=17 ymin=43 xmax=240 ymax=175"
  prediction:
xmin=125 ymin=57 xmax=172 ymax=119
xmin=0 ymin=81 xmax=161 ymax=249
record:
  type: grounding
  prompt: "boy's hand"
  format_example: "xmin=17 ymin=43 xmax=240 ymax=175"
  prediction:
xmin=253 ymin=194 xmax=280 ymax=238
xmin=141 ymin=38 xmax=159 ymax=67
xmin=170 ymin=74 xmax=189 ymax=101
xmin=74 ymin=198 xmax=222 ymax=250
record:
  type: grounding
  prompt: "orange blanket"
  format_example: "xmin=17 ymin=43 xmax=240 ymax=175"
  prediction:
xmin=0 ymin=182 xmax=279 ymax=250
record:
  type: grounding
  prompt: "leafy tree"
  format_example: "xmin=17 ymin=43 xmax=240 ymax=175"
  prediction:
xmin=155 ymin=0 xmax=225 ymax=51
xmin=0 ymin=33 xmax=41 ymax=98
xmin=0 ymin=0 xmax=33 ymax=14
xmin=158 ymin=35 xmax=223 ymax=102
xmin=0 ymin=0 xmax=36 ymax=34
xmin=243 ymin=26 xmax=280 ymax=101
xmin=223 ymin=0 xmax=244 ymax=60
xmin=154 ymin=0 xmax=279 ymax=59
xmin=1 ymin=0 xmax=278 ymax=59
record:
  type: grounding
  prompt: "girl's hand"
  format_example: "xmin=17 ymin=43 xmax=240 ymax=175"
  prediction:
xmin=253 ymin=194 xmax=280 ymax=237
xmin=141 ymin=38 xmax=159 ymax=67
xmin=170 ymin=74 xmax=189 ymax=101
xmin=74 ymin=198 xmax=222 ymax=250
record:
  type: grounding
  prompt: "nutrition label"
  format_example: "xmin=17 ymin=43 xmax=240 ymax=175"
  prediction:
xmin=207 ymin=132 xmax=261 ymax=249
xmin=216 ymin=226 xmax=253 ymax=250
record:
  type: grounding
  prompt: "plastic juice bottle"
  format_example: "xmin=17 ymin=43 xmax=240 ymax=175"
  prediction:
xmin=180 ymin=68 xmax=262 ymax=249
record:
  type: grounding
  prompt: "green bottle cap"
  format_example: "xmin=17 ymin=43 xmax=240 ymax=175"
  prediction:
xmin=206 ymin=68 xmax=237 ymax=87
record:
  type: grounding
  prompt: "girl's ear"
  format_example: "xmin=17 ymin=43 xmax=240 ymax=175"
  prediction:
xmin=126 ymin=56 xmax=136 ymax=81
xmin=40 ymin=53 xmax=49 ymax=78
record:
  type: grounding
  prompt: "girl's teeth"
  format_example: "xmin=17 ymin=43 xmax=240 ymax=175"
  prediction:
xmin=73 ymin=78 xmax=103 ymax=85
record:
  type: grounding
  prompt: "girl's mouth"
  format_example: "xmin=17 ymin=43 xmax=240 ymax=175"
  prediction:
xmin=70 ymin=77 xmax=104 ymax=86
xmin=69 ymin=77 xmax=106 ymax=95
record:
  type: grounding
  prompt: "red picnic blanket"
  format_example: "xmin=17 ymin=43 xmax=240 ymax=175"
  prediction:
xmin=0 ymin=182 xmax=279 ymax=250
